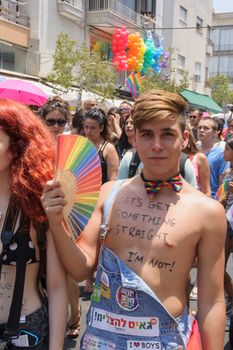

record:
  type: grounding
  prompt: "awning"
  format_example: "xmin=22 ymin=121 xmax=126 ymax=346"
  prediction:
xmin=181 ymin=89 xmax=223 ymax=114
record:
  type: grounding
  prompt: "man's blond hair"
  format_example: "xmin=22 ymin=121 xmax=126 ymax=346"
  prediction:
xmin=132 ymin=90 xmax=188 ymax=131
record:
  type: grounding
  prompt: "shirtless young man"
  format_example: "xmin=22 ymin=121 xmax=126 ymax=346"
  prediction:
xmin=42 ymin=90 xmax=226 ymax=350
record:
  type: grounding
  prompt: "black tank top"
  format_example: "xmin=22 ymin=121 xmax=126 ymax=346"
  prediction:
xmin=98 ymin=141 xmax=108 ymax=184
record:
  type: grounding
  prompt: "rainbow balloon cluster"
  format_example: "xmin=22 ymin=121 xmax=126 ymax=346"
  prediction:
xmin=127 ymin=32 xmax=146 ymax=72
xmin=112 ymin=26 xmax=129 ymax=71
xmin=111 ymin=26 xmax=170 ymax=73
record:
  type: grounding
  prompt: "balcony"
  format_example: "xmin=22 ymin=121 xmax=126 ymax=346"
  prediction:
xmin=0 ymin=1 xmax=30 ymax=28
xmin=57 ymin=0 xmax=84 ymax=24
xmin=0 ymin=1 xmax=30 ymax=48
xmin=87 ymin=0 xmax=144 ymax=34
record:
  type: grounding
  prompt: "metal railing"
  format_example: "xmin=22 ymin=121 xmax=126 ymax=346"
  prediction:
xmin=0 ymin=0 xmax=30 ymax=27
xmin=213 ymin=43 xmax=233 ymax=52
xmin=88 ymin=0 xmax=162 ymax=35
xmin=88 ymin=0 xmax=142 ymax=25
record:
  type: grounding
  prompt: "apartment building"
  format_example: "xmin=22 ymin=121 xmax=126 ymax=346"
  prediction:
xmin=0 ymin=0 xmax=164 ymax=79
xmin=210 ymin=12 xmax=233 ymax=84
xmin=163 ymin=0 xmax=213 ymax=94
xmin=0 ymin=0 xmax=85 ymax=77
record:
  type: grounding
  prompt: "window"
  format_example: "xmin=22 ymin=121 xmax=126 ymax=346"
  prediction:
xmin=196 ymin=16 xmax=203 ymax=32
xmin=209 ymin=55 xmax=233 ymax=79
xmin=179 ymin=6 xmax=187 ymax=24
xmin=194 ymin=62 xmax=201 ymax=81
xmin=177 ymin=54 xmax=185 ymax=68
xmin=0 ymin=43 xmax=26 ymax=73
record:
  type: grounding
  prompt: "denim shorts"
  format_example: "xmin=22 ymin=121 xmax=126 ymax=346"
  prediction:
xmin=0 ymin=303 xmax=48 ymax=349
xmin=81 ymin=246 xmax=193 ymax=350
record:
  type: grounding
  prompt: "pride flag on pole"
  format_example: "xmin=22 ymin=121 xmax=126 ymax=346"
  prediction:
xmin=125 ymin=72 xmax=141 ymax=99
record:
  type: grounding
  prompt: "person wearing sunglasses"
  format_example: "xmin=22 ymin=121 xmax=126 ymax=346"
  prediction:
xmin=38 ymin=97 xmax=70 ymax=139
xmin=119 ymin=100 xmax=132 ymax=121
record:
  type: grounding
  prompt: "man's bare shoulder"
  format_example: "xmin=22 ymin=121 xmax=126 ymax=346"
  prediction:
xmin=98 ymin=179 xmax=130 ymax=205
xmin=183 ymin=182 xmax=226 ymax=227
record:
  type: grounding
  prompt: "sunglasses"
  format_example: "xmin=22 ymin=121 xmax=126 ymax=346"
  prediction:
xmin=119 ymin=108 xmax=131 ymax=113
xmin=45 ymin=118 xmax=67 ymax=127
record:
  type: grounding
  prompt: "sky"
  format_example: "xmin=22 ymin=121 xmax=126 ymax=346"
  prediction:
xmin=212 ymin=0 xmax=233 ymax=13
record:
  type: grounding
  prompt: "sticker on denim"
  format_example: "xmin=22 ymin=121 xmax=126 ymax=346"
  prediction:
xmin=100 ymin=271 xmax=111 ymax=299
xmin=82 ymin=333 xmax=116 ymax=350
xmin=91 ymin=286 xmax=101 ymax=302
xmin=100 ymin=271 xmax=110 ymax=287
xmin=90 ymin=307 xmax=159 ymax=336
xmin=116 ymin=287 xmax=139 ymax=311
xmin=127 ymin=340 xmax=161 ymax=349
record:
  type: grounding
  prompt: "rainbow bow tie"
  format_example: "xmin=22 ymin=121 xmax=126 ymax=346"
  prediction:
xmin=140 ymin=172 xmax=183 ymax=197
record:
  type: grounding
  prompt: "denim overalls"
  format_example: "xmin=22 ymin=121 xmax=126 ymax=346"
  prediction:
xmin=80 ymin=181 xmax=193 ymax=350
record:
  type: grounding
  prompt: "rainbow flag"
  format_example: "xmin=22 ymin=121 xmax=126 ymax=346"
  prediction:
xmin=126 ymin=72 xmax=140 ymax=98
xmin=215 ymin=180 xmax=229 ymax=202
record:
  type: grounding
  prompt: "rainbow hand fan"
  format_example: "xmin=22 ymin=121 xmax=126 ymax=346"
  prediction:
xmin=56 ymin=134 xmax=102 ymax=242
xmin=215 ymin=180 xmax=229 ymax=202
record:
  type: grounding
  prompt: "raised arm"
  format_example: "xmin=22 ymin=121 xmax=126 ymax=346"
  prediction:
xmin=41 ymin=180 xmax=112 ymax=282
xmin=197 ymin=200 xmax=226 ymax=350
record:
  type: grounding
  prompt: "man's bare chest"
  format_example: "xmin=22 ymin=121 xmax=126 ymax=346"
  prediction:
xmin=106 ymin=192 xmax=200 ymax=260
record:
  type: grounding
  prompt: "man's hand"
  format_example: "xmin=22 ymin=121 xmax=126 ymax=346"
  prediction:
xmin=41 ymin=180 xmax=67 ymax=226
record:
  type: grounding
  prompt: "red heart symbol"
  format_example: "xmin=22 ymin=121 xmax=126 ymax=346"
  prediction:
xmin=133 ymin=342 xmax=140 ymax=347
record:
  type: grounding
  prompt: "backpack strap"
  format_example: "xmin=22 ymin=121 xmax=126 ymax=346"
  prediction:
xmin=5 ymin=215 xmax=30 ymax=337
xmin=179 ymin=152 xmax=188 ymax=178
xmin=0 ymin=197 xmax=30 ymax=338
xmin=128 ymin=151 xmax=141 ymax=178
xmin=0 ymin=197 xmax=20 ymax=277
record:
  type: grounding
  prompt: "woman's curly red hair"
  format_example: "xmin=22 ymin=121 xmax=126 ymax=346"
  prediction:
xmin=0 ymin=100 xmax=56 ymax=222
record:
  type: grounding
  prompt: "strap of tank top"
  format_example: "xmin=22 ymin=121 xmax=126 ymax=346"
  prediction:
xmin=98 ymin=141 xmax=108 ymax=153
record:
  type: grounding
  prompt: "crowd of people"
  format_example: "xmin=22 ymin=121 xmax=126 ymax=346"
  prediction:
xmin=0 ymin=91 xmax=233 ymax=349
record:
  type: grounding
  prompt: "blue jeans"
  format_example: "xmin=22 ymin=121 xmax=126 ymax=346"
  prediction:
xmin=81 ymin=246 xmax=193 ymax=350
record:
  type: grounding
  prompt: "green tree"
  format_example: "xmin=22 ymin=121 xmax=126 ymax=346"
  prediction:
xmin=140 ymin=68 xmax=189 ymax=94
xmin=139 ymin=48 xmax=189 ymax=94
xmin=47 ymin=33 xmax=117 ymax=100
xmin=208 ymin=73 xmax=230 ymax=106
xmin=227 ymin=89 xmax=233 ymax=104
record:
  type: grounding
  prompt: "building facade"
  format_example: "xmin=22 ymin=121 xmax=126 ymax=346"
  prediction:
xmin=0 ymin=0 xmax=164 ymax=79
xmin=162 ymin=0 xmax=213 ymax=94
xmin=210 ymin=12 xmax=233 ymax=84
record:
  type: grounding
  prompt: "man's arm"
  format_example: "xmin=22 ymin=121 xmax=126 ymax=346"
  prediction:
xmin=197 ymin=199 xmax=226 ymax=350
xmin=105 ymin=143 xmax=119 ymax=181
xmin=41 ymin=180 xmax=113 ymax=282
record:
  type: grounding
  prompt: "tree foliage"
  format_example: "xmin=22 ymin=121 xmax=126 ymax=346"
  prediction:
xmin=139 ymin=49 xmax=189 ymax=94
xmin=208 ymin=73 xmax=230 ymax=106
xmin=47 ymin=33 xmax=117 ymax=100
xmin=140 ymin=68 xmax=189 ymax=94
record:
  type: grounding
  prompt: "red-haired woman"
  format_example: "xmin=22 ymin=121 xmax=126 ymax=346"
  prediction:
xmin=0 ymin=100 xmax=67 ymax=349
